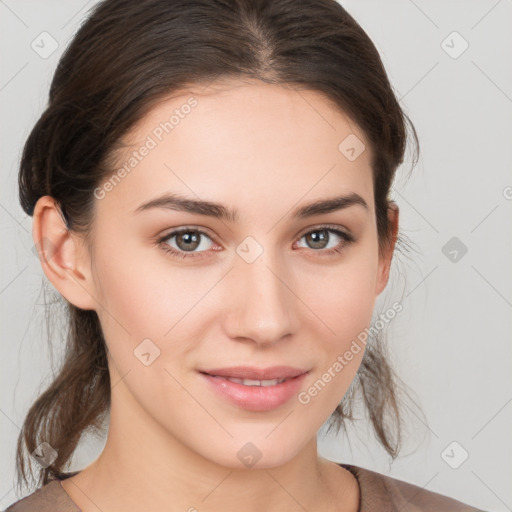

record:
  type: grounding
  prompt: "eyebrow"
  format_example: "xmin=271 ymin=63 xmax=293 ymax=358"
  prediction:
xmin=133 ymin=192 xmax=368 ymax=222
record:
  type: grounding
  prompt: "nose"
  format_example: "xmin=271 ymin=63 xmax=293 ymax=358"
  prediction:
xmin=222 ymin=251 xmax=300 ymax=347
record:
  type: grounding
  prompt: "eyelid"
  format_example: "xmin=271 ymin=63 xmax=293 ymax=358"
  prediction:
xmin=295 ymin=223 xmax=352 ymax=241
xmin=156 ymin=223 xmax=352 ymax=247
xmin=155 ymin=225 xmax=217 ymax=243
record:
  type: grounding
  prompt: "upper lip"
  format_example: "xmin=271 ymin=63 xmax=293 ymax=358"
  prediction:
xmin=199 ymin=366 xmax=309 ymax=380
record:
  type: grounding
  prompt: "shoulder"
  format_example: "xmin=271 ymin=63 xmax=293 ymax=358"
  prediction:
xmin=3 ymin=476 xmax=80 ymax=512
xmin=343 ymin=464 xmax=486 ymax=512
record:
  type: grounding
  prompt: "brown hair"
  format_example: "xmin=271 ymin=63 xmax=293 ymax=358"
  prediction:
xmin=17 ymin=0 xmax=420 ymax=490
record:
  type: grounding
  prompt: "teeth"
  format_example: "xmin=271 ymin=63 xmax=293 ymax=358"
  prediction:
xmin=225 ymin=377 xmax=287 ymax=386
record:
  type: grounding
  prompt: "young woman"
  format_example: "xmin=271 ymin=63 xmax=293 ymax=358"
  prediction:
xmin=6 ymin=0 xmax=484 ymax=510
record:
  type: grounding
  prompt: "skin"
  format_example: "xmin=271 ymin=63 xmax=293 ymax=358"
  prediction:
xmin=33 ymin=78 xmax=399 ymax=512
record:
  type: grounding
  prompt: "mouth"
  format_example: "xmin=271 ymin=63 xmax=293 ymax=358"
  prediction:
xmin=198 ymin=366 xmax=310 ymax=411
xmin=202 ymin=374 xmax=292 ymax=387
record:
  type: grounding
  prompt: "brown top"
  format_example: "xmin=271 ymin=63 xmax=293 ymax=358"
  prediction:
xmin=4 ymin=463 xmax=485 ymax=512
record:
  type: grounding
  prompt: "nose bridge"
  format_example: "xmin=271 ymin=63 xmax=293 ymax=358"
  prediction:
xmin=224 ymin=243 xmax=298 ymax=345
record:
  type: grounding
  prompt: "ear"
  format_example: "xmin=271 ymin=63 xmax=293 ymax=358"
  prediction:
xmin=32 ymin=195 xmax=98 ymax=311
xmin=375 ymin=201 xmax=399 ymax=296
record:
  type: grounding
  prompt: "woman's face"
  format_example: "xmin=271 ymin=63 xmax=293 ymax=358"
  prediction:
xmin=76 ymin=80 xmax=396 ymax=469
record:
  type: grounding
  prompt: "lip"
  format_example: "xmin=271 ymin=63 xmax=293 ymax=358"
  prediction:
xmin=198 ymin=366 xmax=310 ymax=412
xmin=199 ymin=366 xmax=309 ymax=380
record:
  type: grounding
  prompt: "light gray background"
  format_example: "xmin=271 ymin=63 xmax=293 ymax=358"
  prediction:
xmin=1 ymin=1 xmax=511 ymax=510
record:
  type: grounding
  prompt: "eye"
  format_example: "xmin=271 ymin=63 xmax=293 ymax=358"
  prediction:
xmin=294 ymin=226 xmax=354 ymax=258
xmin=157 ymin=225 xmax=355 ymax=261
xmin=157 ymin=228 xmax=217 ymax=260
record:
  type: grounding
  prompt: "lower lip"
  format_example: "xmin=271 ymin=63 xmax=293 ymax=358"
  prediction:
xmin=200 ymin=372 xmax=308 ymax=411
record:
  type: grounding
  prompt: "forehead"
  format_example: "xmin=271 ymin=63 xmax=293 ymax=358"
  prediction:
xmin=99 ymin=79 xmax=374 ymax=218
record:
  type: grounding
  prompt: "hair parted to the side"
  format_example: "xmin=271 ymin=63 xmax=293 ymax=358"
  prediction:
xmin=16 ymin=0 xmax=421 ymax=490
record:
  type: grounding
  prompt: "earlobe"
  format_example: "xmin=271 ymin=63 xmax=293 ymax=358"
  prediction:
xmin=32 ymin=195 xmax=97 ymax=311
xmin=375 ymin=202 xmax=399 ymax=296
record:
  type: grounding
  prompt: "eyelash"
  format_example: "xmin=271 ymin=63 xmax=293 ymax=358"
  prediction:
xmin=156 ymin=225 xmax=355 ymax=261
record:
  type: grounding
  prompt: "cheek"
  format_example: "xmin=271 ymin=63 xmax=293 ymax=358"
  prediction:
xmin=91 ymin=240 xmax=191 ymax=334
xmin=297 ymin=254 xmax=378 ymax=411
xmin=90 ymin=250 xmax=196 ymax=405
xmin=90 ymin=240 xmax=216 ymax=380
xmin=303 ymin=246 xmax=380 ymax=342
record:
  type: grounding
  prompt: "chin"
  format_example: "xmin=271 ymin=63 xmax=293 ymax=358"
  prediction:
xmin=192 ymin=429 xmax=313 ymax=471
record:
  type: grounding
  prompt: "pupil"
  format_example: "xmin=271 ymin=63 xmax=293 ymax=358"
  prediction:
xmin=308 ymin=230 xmax=327 ymax=249
xmin=179 ymin=232 xmax=199 ymax=251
